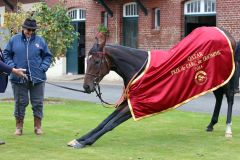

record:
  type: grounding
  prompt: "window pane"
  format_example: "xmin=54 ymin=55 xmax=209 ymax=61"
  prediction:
xmin=157 ymin=10 xmax=160 ymax=27
xmin=104 ymin=12 xmax=108 ymax=27
xmin=187 ymin=4 xmax=190 ymax=13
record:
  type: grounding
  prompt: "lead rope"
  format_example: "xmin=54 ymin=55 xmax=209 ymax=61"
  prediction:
xmin=27 ymin=74 xmax=114 ymax=106
xmin=94 ymin=83 xmax=114 ymax=107
xmin=26 ymin=74 xmax=87 ymax=93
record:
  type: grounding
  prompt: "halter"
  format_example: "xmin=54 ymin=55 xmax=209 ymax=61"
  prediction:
xmin=85 ymin=51 xmax=113 ymax=106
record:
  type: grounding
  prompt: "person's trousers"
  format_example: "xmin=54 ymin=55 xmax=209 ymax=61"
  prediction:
xmin=11 ymin=82 xmax=45 ymax=119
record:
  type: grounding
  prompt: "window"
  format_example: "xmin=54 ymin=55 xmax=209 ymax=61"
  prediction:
xmin=123 ymin=2 xmax=138 ymax=17
xmin=204 ymin=0 xmax=215 ymax=12
xmin=68 ymin=8 xmax=86 ymax=21
xmin=101 ymin=12 xmax=108 ymax=28
xmin=154 ymin=8 xmax=160 ymax=29
xmin=184 ymin=0 xmax=216 ymax=15
xmin=68 ymin=10 xmax=77 ymax=19
xmin=79 ymin=9 xmax=86 ymax=20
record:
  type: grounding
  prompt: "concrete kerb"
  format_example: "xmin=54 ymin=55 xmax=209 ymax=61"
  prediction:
xmin=47 ymin=75 xmax=124 ymax=86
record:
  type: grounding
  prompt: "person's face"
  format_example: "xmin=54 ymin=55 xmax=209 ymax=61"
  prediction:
xmin=23 ymin=28 xmax=36 ymax=38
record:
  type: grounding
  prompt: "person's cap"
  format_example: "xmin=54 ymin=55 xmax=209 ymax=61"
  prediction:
xmin=22 ymin=18 xmax=38 ymax=29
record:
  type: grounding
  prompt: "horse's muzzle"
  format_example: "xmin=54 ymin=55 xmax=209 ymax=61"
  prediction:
xmin=83 ymin=84 xmax=94 ymax=94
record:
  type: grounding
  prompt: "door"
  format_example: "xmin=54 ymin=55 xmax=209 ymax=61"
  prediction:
xmin=78 ymin=22 xmax=85 ymax=74
xmin=185 ymin=15 xmax=216 ymax=36
xmin=66 ymin=21 xmax=86 ymax=74
xmin=123 ymin=17 xmax=138 ymax=48
xmin=66 ymin=22 xmax=79 ymax=74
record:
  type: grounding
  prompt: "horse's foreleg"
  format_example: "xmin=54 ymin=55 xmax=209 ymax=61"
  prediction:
xmin=206 ymin=89 xmax=224 ymax=132
xmin=68 ymin=102 xmax=131 ymax=148
xmin=76 ymin=105 xmax=124 ymax=142
xmin=81 ymin=105 xmax=131 ymax=147
xmin=225 ymin=92 xmax=234 ymax=138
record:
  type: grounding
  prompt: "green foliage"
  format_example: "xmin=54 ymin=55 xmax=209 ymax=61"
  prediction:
xmin=2 ymin=3 xmax=28 ymax=38
xmin=2 ymin=2 xmax=76 ymax=60
xmin=33 ymin=2 xmax=77 ymax=59
xmin=97 ymin=24 xmax=109 ymax=37
xmin=97 ymin=24 xmax=108 ymax=33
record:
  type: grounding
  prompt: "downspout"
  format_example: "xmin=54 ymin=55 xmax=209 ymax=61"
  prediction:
xmin=3 ymin=0 xmax=14 ymax=11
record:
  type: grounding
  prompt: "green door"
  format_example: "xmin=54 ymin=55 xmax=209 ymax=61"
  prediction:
xmin=66 ymin=22 xmax=78 ymax=74
xmin=123 ymin=17 xmax=138 ymax=48
xmin=66 ymin=34 xmax=78 ymax=74
xmin=66 ymin=21 xmax=86 ymax=74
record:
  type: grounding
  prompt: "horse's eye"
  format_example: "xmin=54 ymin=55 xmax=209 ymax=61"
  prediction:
xmin=95 ymin=60 xmax=100 ymax=65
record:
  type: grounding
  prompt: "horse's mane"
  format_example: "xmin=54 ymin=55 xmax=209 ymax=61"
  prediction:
xmin=104 ymin=44 xmax=148 ymax=85
xmin=105 ymin=44 xmax=147 ymax=55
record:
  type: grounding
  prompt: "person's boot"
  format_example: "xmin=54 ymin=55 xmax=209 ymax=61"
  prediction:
xmin=34 ymin=117 xmax=43 ymax=135
xmin=15 ymin=118 xmax=23 ymax=136
xmin=0 ymin=140 xmax=5 ymax=145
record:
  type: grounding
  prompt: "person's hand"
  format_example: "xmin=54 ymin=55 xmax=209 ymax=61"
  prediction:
xmin=12 ymin=68 xmax=27 ymax=78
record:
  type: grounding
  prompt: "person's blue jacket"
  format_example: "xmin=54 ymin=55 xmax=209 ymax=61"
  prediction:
xmin=3 ymin=32 xmax=52 ymax=83
xmin=0 ymin=50 xmax=12 ymax=93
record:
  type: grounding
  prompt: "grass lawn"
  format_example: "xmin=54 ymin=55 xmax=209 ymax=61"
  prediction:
xmin=0 ymin=98 xmax=240 ymax=160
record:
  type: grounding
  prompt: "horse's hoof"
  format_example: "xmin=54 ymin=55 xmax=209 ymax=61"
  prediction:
xmin=225 ymin=133 xmax=232 ymax=138
xmin=206 ymin=127 xmax=213 ymax=132
xmin=67 ymin=139 xmax=86 ymax=149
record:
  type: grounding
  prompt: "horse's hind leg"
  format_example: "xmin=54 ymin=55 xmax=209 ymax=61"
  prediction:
xmin=225 ymin=91 xmax=234 ymax=138
xmin=206 ymin=89 xmax=224 ymax=132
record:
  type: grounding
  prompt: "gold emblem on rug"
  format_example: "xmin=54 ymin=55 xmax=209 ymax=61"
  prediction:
xmin=195 ymin=71 xmax=207 ymax=85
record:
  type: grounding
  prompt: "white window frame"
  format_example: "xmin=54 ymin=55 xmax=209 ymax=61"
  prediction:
xmin=184 ymin=0 xmax=216 ymax=15
xmin=123 ymin=2 xmax=138 ymax=17
xmin=154 ymin=8 xmax=160 ymax=29
xmin=68 ymin=8 xmax=86 ymax=21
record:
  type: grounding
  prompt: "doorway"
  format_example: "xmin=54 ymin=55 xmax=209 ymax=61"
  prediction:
xmin=66 ymin=21 xmax=86 ymax=74
xmin=123 ymin=17 xmax=138 ymax=48
xmin=122 ymin=2 xmax=138 ymax=48
xmin=185 ymin=15 xmax=216 ymax=36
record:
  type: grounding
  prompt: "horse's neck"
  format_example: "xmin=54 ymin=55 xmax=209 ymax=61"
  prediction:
xmin=107 ymin=47 xmax=148 ymax=86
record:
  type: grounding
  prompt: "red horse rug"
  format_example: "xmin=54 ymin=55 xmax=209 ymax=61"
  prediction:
xmin=126 ymin=27 xmax=235 ymax=121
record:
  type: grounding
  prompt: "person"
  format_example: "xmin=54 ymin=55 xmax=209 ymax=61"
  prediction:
xmin=234 ymin=41 xmax=240 ymax=93
xmin=0 ymin=48 xmax=26 ymax=144
xmin=3 ymin=18 xmax=52 ymax=136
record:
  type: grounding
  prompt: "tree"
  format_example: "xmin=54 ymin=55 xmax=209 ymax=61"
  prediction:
xmin=2 ymin=2 xmax=76 ymax=61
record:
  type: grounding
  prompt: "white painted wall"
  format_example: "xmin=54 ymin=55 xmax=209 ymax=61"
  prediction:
xmin=103 ymin=71 xmax=122 ymax=81
xmin=46 ymin=57 xmax=66 ymax=77
xmin=21 ymin=3 xmax=40 ymax=12
xmin=0 ymin=6 xmax=5 ymax=27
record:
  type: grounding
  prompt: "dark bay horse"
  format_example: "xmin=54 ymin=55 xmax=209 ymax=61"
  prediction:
xmin=68 ymin=27 xmax=236 ymax=149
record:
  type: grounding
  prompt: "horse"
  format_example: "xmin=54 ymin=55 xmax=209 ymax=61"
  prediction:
xmin=67 ymin=27 xmax=237 ymax=149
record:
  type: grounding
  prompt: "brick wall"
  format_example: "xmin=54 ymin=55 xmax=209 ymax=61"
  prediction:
xmin=137 ymin=0 xmax=182 ymax=50
xmin=217 ymin=0 xmax=240 ymax=41
xmin=44 ymin=0 xmax=240 ymax=53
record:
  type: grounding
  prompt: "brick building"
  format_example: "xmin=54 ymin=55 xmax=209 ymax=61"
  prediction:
xmin=1 ymin=0 xmax=240 ymax=76
xmin=46 ymin=0 xmax=240 ymax=75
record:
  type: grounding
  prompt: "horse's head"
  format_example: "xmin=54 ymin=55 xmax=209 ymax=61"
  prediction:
xmin=83 ymin=33 xmax=110 ymax=93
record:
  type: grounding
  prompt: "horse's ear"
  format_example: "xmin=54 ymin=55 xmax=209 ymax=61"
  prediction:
xmin=96 ymin=32 xmax=106 ymax=51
